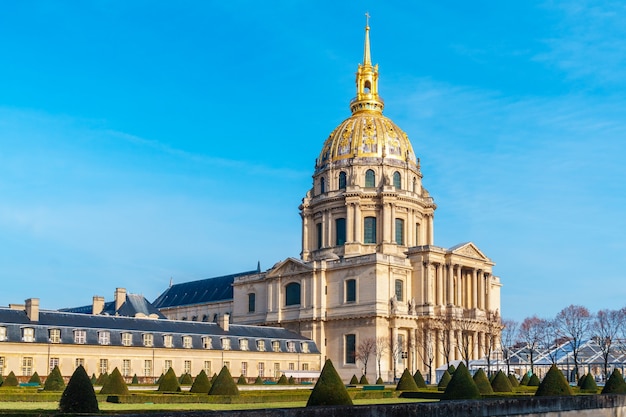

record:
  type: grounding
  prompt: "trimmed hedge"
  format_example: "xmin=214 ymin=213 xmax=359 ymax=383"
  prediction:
xmin=237 ymin=375 xmax=248 ymax=385
xmin=208 ymin=366 xmax=239 ymax=396
xmin=376 ymin=377 xmax=384 ymax=384
xmin=528 ymin=373 xmax=541 ymax=386
xmin=437 ymin=370 xmax=451 ymax=391
xmin=491 ymin=370 xmax=513 ymax=393
xmin=396 ymin=368 xmax=418 ymax=391
xmin=59 ymin=365 xmax=99 ymax=413
xmin=508 ymin=373 xmax=520 ymax=387
xmin=447 ymin=365 xmax=456 ymax=374
xmin=254 ymin=376 xmax=264 ymax=385
xmin=28 ymin=372 xmax=41 ymax=385
xmin=100 ymin=367 xmax=129 ymax=395
xmin=442 ymin=362 xmax=480 ymax=400
xmin=131 ymin=374 xmax=139 ymax=385
xmin=580 ymin=373 xmax=598 ymax=392
xmin=473 ymin=369 xmax=494 ymax=395
xmin=577 ymin=373 xmax=586 ymax=388
xmin=349 ymin=375 xmax=359 ymax=385
xmin=179 ymin=373 xmax=193 ymax=385
xmin=3 ymin=372 xmax=19 ymax=387
xmin=535 ymin=365 xmax=572 ymax=397
xmin=43 ymin=366 xmax=65 ymax=391
xmin=602 ymin=369 xmax=626 ymax=394
xmin=288 ymin=376 xmax=296 ymax=385
xmin=520 ymin=373 xmax=530 ymax=385
xmin=413 ymin=370 xmax=427 ymax=388
xmin=306 ymin=359 xmax=353 ymax=407
xmin=158 ymin=368 xmax=181 ymax=392
xmin=277 ymin=374 xmax=288 ymax=385
xmin=190 ymin=370 xmax=212 ymax=393
xmin=96 ymin=372 xmax=109 ymax=386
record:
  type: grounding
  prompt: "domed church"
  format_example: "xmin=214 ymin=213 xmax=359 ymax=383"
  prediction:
xmin=157 ymin=22 xmax=502 ymax=381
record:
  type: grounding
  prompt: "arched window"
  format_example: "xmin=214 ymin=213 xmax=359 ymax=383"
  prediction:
xmin=335 ymin=218 xmax=346 ymax=246
xmin=395 ymin=279 xmax=404 ymax=302
xmin=365 ymin=170 xmax=375 ymax=187
xmin=364 ymin=80 xmax=371 ymax=93
xmin=320 ymin=177 xmax=326 ymax=194
xmin=412 ymin=177 xmax=417 ymax=192
xmin=248 ymin=293 xmax=256 ymax=313
xmin=339 ymin=172 xmax=347 ymax=189
xmin=395 ymin=218 xmax=404 ymax=245
xmin=393 ymin=171 xmax=401 ymax=189
xmin=316 ymin=223 xmax=323 ymax=250
xmin=285 ymin=282 xmax=301 ymax=306
xmin=345 ymin=279 xmax=356 ymax=303
xmin=364 ymin=216 xmax=377 ymax=244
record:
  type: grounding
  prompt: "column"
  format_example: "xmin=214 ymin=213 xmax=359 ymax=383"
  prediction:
xmin=346 ymin=202 xmax=354 ymax=243
xmin=391 ymin=327 xmax=399 ymax=379
xmin=407 ymin=209 xmax=414 ymax=246
xmin=322 ymin=210 xmax=329 ymax=247
xmin=456 ymin=265 xmax=462 ymax=307
xmin=390 ymin=203 xmax=396 ymax=244
xmin=456 ymin=330 xmax=462 ymax=360
xmin=472 ymin=269 xmax=478 ymax=309
xmin=302 ymin=213 xmax=309 ymax=255
xmin=423 ymin=262 xmax=432 ymax=305
xmin=437 ymin=263 xmax=444 ymax=306
xmin=428 ymin=214 xmax=434 ymax=244
xmin=447 ymin=264 xmax=454 ymax=305
xmin=485 ymin=273 xmax=491 ymax=311
xmin=382 ymin=202 xmax=391 ymax=243
xmin=473 ymin=331 xmax=479 ymax=360
xmin=354 ymin=203 xmax=362 ymax=243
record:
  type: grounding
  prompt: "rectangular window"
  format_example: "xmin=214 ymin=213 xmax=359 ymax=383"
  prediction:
xmin=258 ymin=362 xmax=265 ymax=378
xmin=98 ymin=331 xmax=110 ymax=345
xmin=202 ymin=336 xmax=212 ymax=349
xmin=257 ymin=340 xmax=266 ymax=351
xmin=241 ymin=361 xmax=247 ymax=377
xmin=248 ymin=293 xmax=256 ymax=313
xmin=99 ymin=359 xmax=108 ymax=375
xmin=395 ymin=218 xmax=404 ymax=245
xmin=184 ymin=360 xmax=191 ymax=375
xmin=395 ymin=279 xmax=404 ymax=302
xmin=272 ymin=341 xmax=281 ymax=352
xmin=49 ymin=357 xmax=59 ymax=372
xmin=74 ymin=330 xmax=86 ymax=344
xmin=301 ymin=342 xmax=310 ymax=353
xmin=22 ymin=328 xmax=35 ymax=342
xmin=49 ymin=329 xmax=61 ymax=343
xmin=345 ymin=279 xmax=356 ymax=303
xmin=287 ymin=341 xmax=296 ymax=353
xmin=0 ymin=356 xmax=4 ymax=375
xmin=274 ymin=363 xmax=280 ymax=378
xmin=0 ymin=326 xmax=6 ymax=341
xmin=121 ymin=333 xmax=132 ymax=346
xmin=240 ymin=339 xmax=249 ymax=351
xmin=22 ymin=357 xmax=33 ymax=376
xmin=163 ymin=335 xmax=173 ymax=348
xmin=182 ymin=336 xmax=192 ymax=349
xmin=302 ymin=363 xmax=309 ymax=371
xmin=335 ymin=218 xmax=346 ymax=246
xmin=144 ymin=360 xmax=152 ymax=377
xmin=316 ymin=223 xmax=323 ymax=249
xmin=364 ymin=217 xmax=376 ymax=244
xmin=75 ymin=358 xmax=85 ymax=369
xmin=221 ymin=338 xmax=231 ymax=350
xmin=204 ymin=361 xmax=211 ymax=375
xmin=143 ymin=333 xmax=154 ymax=347
xmin=164 ymin=360 xmax=172 ymax=372
xmin=288 ymin=362 xmax=294 ymax=371
xmin=345 ymin=334 xmax=356 ymax=364
xmin=122 ymin=360 xmax=131 ymax=377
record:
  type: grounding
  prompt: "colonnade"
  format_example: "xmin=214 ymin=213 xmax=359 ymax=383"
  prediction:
xmin=421 ymin=262 xmax=491 ymax=310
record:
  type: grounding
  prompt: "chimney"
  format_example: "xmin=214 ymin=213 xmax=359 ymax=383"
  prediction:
xmin=114 ymin=288 xmax=127 ymax=312
xmin=25 ymin=298 xmax=39 ymax=322
xmin=218 ymin=313 xmax=230 ymax=332
xmin=92 ymin=296 xmax=105 ymax=315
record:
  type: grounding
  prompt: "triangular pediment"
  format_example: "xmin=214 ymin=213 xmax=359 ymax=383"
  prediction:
xmin=449 ymin=242 xmax=490 ymax=262
xmin=266 ymin=257 xmax=313 ymax=278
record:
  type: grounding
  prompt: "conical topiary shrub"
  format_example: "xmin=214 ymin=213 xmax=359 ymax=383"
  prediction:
xmin=508 ymin=374 xmax=520 ymax=387
xmin=437 ymin=370 xmax=451 ymax=391
xmin=208 ymin=366 xmax=239 ymax=396
xmin=59 ymin=365 xmax=99 ymax=414
xmin=413 ymin=370 xmax=427 ymax=388
xmin=535 ymin=365 xmax=572 ymax=396
xmin=95 ymin=372 xmax=109 ymax=386
xmin=254 ymin=376 xmax=264 ymax=385
xmin=155 ymin=373 xmax=163 ymax=384
xmin=0 ymin=374 xmax=4 ymax=387
xmin=306 ymin=359 xmax=353 ymax=407
xmin=277 ymin=374 xmax=288 ymax=385
xmin=577 ymin=373 xmax=586 ymax=388
xmin=491 ymin=370 xmax=513 ymax=393
xmin=442 ymin=362 xmax=481 ymax=400
xmin=179 ymin=373 xmax=193 ymax=385
xmin=190 ymin=370 xmax=212 ymax=393
xmin=90 ymin=373 xmax=97 ymax=385
xmin=376 ymin=376 xmax=384 ymax=384
xmin=520 ymin=373 xmax=530 ymax=385
xmin=28 ymin=372 xmax=41 ymax=385
xmin=349 ymin=375 xmax=359 ymax=385
xmin=288 ymin=376 xmax=296 ymax=385
xmin=580 ymin=373 xmax=598 ymax=393
xmin=237 ymin=375 xmax=248 ymax=385
xmin=602 ymin=369 xmax=626 ymax=394
xmin=359 ymin=375 xmax=369 ymax=385
xmin=528 ymin=373 xmax=541 ymax=387
xmin=44 ymin=366 xmax=65 ymax=391
xmin=131 ymin=374 xmax=139 ymax=385
xmin=100 ymin=367 xmax=129 ymax=395
xmin=158 ymin=368 xmax=181 ymax=392
xmin=473 ymin=369 xmax=494 ymax=395
xmin=396 ymin=368 xmax=418 ymax=391
xmin=3 ymin=371 xmax=19 ymax=387
xmin=447 ymin=365 xmax=456 ymax=374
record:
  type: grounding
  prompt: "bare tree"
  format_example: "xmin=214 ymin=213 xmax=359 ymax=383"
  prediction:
xmin=416 ymin=323 xmax=435 ymax=383
xmin=519 ymin=316 xmax=544 ymax=374
xmin=355 ymin=337 xmax=376 ymax=379
xmin=555 ymin=305 xmax=591 ymax=381
xmin=388 ymin=335 xmax=406 ymax=381
xmin=540 ymin=319 xmax=560 ymax=365
xmin=457 ymin=319 xmax=477 ymax=368
xmin=374 ymin=337 xmax=388 ymax=381
xmin=439 ymin=314 xmax=455 ymax=368
xmin=500 ymin=319 xmax=518 ymax=375
xmin=593 ymin=308 xmax=624 ymax=379
xmin=483 ymin=310 xmax=501 ymax=376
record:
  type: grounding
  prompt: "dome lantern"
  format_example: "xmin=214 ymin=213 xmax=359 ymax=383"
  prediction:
xmin=350 ymin=14 xmax=384 ymax=115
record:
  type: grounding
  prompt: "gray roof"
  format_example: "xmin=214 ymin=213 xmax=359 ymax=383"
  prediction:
xmin=60 ymin=294 xmax=166 ymax=319
xmin=153 ymin=270 xmax=258 ymax=309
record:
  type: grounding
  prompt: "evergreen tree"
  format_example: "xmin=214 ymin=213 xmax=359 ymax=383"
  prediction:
xmin=577 ymin=373 xmax=586 ymax=388
xmin=0 ymin=373 xmax=4 ymax=387
xmin=447 ymin=364 xmax=456 ymax=374
xmin=28 ymin=372 xmax=41 ymax=385
xmin=237 ymin=374 xmax=248 ymax=385
xmin=254 ymin=376 xmax=264 ymax=385
xmin=508 ymin=374 xmax=520 ymax=387
xmin=528 ymin=373 xmax=541 ymax=386
xmin=59 ymin=365 xmax=99 ymax=414
xmin=580 ymin=373 xmax=598 ymax=392
xmin=190 ymin=370 xmax=212 ymax=393
xmin=306 ymin=359 xmax=353 ymax=407
xmin=100 ymin=367 xmax=129 ymax=395
xmin=491 ymin=370 xmax=513 ymax=393
xmin=602 ymin=369 xmax=626 ymax=394
xmin=473 ymin=368 xmax=494 ymax=394
xmin=43 ymin=366 xmax=65 ymax=391
xmin=413 ymin=370 xmax=427 ymax=388
xmin=396 ymin=368 xmax=418 ymax=391
xmin=288 ymin=376 xmax=296 ymax=384
xmin=376 ymin=376 xmax=384 ymax=384
xmin=157 ymin=368 xmax=181 ymax=392
xmin=131 ymin=374 xmax=139 ymax=385
xmin=90 ymin=373 xmax=97 ymax=385
xmin=277 ymin=374 xmax=288 ymax=385
xmin=349 ymin=374 xmax=359 ymax=385
xmin=535 ymin=364 xmax=572 ymax=396
xmin=442 ymin=362 xmax=481 ymax=400
xmin=520 ymin=373 xmax=530 ymax=385
xmin=3 ymin=371 xmax=19 ymax=387
xmin=437 ymin=370 xmax=451 ymax=390
xmin=208 ymin=366 xmax=239 ymax=395
xmin=179 ymin=373 xmax=193 ymax=385
xmin=95 ymin=372 xmax=109 ymax=386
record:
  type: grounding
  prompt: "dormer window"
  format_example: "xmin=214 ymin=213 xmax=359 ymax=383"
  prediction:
xmin=287 ymin=341 xmax=296 ymax=353
xmin=143 ymin=333 xmax=154 ymax=347
xmin=239 ymin=339 xmax=249 ymax=351
xmin=98 ymin=331 xmax=110 ymax=345
xmin=182 ymin=336 xmax=192 ymax=349
xmin=49 ymin=329 xmax=61 ymax=343
xmin=121 ymin=332 xmax=132 ymax=346
xmin=0 ymin=326 xmax=6 ymax=341
xmin=257 ymin=340 xmax=266 ymax=351
xmin=272 ymin=340 xmax=281 ymax=352
xmin=221 ymin=338 xmax=231 ymax=350
xmin=202 ymin=336 xmax=212 ymax=349
xmin=163 ymin=335 xmax=173 ymax=348
xmin=22 ymin=327 xmax=34 ymax=342
xmin=301 ymin=342 xmax=310 ymax=353
xmin=74 ymin=329 xmax=86 ymax=344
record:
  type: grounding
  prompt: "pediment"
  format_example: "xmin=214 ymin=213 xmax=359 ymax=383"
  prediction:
xmin=449 ymin=242 xmax=490 ymax=262
xmin=266 ymin=257 xmax=313 ymax=278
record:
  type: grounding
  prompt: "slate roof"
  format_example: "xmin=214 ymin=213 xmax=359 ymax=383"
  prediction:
xmin=60 ymin=294 xmax=166 ymax=319
xmin=153 ymin=270 xmax=259 ymax=309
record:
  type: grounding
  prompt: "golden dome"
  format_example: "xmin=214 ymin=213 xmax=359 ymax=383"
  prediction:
xmin=317 ymin=20 xmax=418 ymax=167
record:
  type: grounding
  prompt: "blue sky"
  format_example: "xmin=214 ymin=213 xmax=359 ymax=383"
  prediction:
xmin=1 ymin=1 xmax=625 ymax=322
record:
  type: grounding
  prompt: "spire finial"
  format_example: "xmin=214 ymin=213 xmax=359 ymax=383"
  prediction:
xmin=363 ymin=12 xmax=371 ymax=66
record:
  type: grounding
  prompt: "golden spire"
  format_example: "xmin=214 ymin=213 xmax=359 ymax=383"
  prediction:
xmin=350 ymin=14 xmax=384 ymax=115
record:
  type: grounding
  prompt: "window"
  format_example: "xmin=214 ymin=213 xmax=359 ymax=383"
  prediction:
xmin=99 ymin=359 xmax=108 ymax=375
xmin=301 ymin=342 xmax=310 ymax=353
xmin=287 ymin=341 xmax=296 ymax=353
xmin=22 ymin=357 xmax=33 ymax=376
xmin=22 ymin=327 xmax=34 ymax=342
xmin=122 ymin=360 xmax=131 ymax=377
xmin=345 ymin=334 xmax=356 ymax=364
xmin=49 ymin=357 xmax=59 ymax=372
xmin=395 ymin=279 xmax=404 ymax=302
xmin=0 ymin=356 xmax=4 ymax=375
xmin=184 ymin=360 xmax=191 ymax=374
xmin=364 ymin=216 xmax=377 ymax=244
xmin=183 ymin=336 xmax=192 ymax=349
xmin=393 ymin=171 xmax=401 ymax=189
xmin=365 ymin=169 xmax=375 ymax=187
xmin=49 ymin=329 xmax=61 ymax=343
xmin=248 ymin=293 xmax=256 ymax=313
xmin=302 ymin=363 xmax=309 ymax=371
xmin=412 ymin=177 xmax=417 ymax=192
xmin=202 ymin=336 xmax=212 ymax=349
xmin=339 ymin=171 xmax=347 ymax=189
xmin=258 ymin=362 xmax=265 ymax=378
xmin=241 ymin=361 xmax=248 ymax=377
xmin=272 ymin=341 xmax=281 ymax=352
xmin=285 ymin=282 xmax=301 ymax=306
xmin=98 ymin=331 xmax=110 ymax=345
xmin=221 ymin=338 xmax=231 ymax=350
xmin=274 ymin=363 xmax=280 ymax=378
xmin=75 ymin=358 xmax=85 ymax=369
xmin=143 ymin=333 xmax=154 ymax=347
xmin=257 ymin=340 xmax=266 ymax=351
xmin=345 ymin=279 xmax=356 ymax=303
xmin=121 ymin=333 xmax=132 ymax=346
xmin=316 ymin=223 xmax=322 ymax=250
xmin=163 ymin=335 xmax=173 ymax=348
xmin=204 ymin=361 xmax=211 ymax=375
xmin=335 ymin=218 xmax=346 ymax=245
xmin=0 ymin=326 xmax=6 ymax=341
xmin=74 ymin=330 xmax=86 ymax=344
xmin=395 ymin=218 xmax=404 ymax=245
xmin=164 ymin=360 xmax=172 ymax=372
xmin=240 ymin=339 xmax=249 ymax=351
xmin=144 ymin=360 xmax=152 ymax=377
xmin=415 ymin=223 xmax=420 ymax=245
xmin=289 ymin=362 xmax=294 ymax=371
xmin=320 ymin=177 xmax=326 ymax=194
